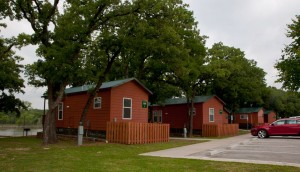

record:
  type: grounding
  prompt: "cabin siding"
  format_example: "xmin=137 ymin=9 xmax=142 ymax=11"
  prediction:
xmin=235 ymin=108 xmax=264 ymax=127
xmin=110 ymin=81 xmax=149 ymax=123
xmin=56 ymin=79 xmax=150 ymax=132
xmin=56 ymin=90 xmax=111 ymax=131
xmin=155 ymin=104 xmax=189 ymax=129
xmin=202 ymin=98 xmax=228 ymax=125
xmin=193 ymin=103 xmax=203 ymax=130
xmin=265 ymin=111 xmax=276 ymax=123
xmin=88 ymin=90 xmax=111 ymax=130
xmin=151 ymin=96 xmax=228 ymax=131
xmin=257 ymin=109 xmax=264 ymax=124
xmin=235 ymin=112 xmax=251 ymax=125
xmin=56 ymin=93 xmax=89 ymax=129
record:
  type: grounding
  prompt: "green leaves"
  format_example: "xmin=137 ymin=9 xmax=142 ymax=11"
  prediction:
xmin=0 ymin=4 xmax=29 ymax=115
xmin=275 ymin=15 xmax=300 ymax=91
xmin=263 ymin=87 xmax=300 ymax=118
xmin=0 ymin=35 xmax=26 ymax=115
xmin=206 ymin=42 xmax=266 ymax=111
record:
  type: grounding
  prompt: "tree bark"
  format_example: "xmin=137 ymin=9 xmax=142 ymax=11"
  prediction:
xmin=43 ymin=82 xmax=66 ymax=145
xmin=188 ymin=89 xmax=196 ymax=137
xmin=188 ymin=97 xmax=194 ymax=137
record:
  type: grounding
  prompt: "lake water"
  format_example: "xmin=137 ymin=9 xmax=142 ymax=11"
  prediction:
xmin=0 ymin=127 xmax=42 ymax=137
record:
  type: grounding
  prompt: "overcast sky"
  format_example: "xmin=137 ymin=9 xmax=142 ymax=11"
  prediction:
xmin=2 ymin=0 xmax=300 ymax=109
xmin=184 ymin=0 xmax=300 ymax=87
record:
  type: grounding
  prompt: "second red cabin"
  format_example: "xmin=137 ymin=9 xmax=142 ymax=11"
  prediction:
xmin=150 ymin=95 xmax=229 ymax=135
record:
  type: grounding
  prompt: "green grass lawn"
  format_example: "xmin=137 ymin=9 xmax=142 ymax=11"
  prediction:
xmin=0 ymin=136 xmax=299 ymax=172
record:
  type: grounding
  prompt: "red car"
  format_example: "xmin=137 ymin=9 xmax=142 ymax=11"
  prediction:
xmin=251 ymin=118 xmax=300 ymax=138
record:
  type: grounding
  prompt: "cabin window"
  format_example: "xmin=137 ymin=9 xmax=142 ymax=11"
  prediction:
xmin=58 ymin=102 xmax=63 ymax=120
xmin=94 ymin=97 xmax=102 ymax=109
xmin=209 ymin=108 xmax=214 ymax=122
xmin=123 ymin=98 xmax=132 ymax=119
xmin=153 ymin=110 xmax=162 ymax=123
xmin=240 ymin=114 xmax=248 ymax=120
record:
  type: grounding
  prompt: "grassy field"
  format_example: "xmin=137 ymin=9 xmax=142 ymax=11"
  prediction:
xmin=0 ymin=136 xmax=299 ymax=172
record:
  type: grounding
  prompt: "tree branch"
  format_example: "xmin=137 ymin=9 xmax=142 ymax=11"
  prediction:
xmin=0 ymin=42 xmax=16 ymax=59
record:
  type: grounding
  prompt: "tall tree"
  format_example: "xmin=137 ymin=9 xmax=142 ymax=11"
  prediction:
xmin=105 ymin=0 xmax=207 ymax=136
xmin=275 ymin=15 xmax=300 ymax=91
xmin=166 ymin=49 xmax=206 ymax=136
xmin=107 ymin=0 xmax=206 ymax=104
xmin=0 ymin=25 xmax=26 ymax=116
xmin=206 ymin=42 xmax=266 ymax=113
xmin=5 ymin=0 xmax=138 ymax=144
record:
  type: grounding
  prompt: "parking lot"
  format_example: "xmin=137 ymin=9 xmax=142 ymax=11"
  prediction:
xmin=190 ymin=136 xmax=300 ymax=167
xmin=142 ymin=134 xmax=300 ymax=168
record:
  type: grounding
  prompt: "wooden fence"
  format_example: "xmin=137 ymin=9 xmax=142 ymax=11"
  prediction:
xmin=106 ymin=122 xmax=170 ymax=144
xmin=202 ymin=124 xmax=239 ymax=137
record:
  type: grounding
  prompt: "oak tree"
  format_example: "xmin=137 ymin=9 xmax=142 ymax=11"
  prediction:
xmin=206 ymin=42 xmax=266 ymax=113
xmin=0 ymin=25 xmax=26 ymax=116
xmin=5 ymin=0 xmax=138 ymax=144
xmin=275 ymin=15 xmax=300 ymax=91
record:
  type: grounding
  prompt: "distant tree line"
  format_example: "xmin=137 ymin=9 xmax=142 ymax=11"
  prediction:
xmin=0 ymin=102 xmax=43 ymax=125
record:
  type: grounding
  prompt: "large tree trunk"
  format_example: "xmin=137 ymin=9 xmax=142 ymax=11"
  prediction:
xmin=188 ymin=98 xmax=194 ymax=137
xmin=43 ymin=82 xmax=66 ymax=145
xmin=43 ymin=110 xmax=57 ymax=144
xmin=188 ymin=90 xmax=196 ymax=137
xmin=43 ymin=84 xmax=57 ymax=144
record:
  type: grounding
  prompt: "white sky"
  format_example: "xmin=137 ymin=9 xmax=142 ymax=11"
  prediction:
xmin=184 ymin=0 xmax=300 ymax=87
xmin=2 ymin=0 xmax=300 ymax=109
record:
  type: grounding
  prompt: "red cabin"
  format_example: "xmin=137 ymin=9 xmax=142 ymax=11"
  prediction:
xmin=263 ymin=110 xmax=277 ymax=123
xmin=150 ymin=95 xmax=229 ymax=135
xmin=55 ymin=78 xmax=152 ymax=135
xmin=234 ymin=107 xmax=264 ymax=128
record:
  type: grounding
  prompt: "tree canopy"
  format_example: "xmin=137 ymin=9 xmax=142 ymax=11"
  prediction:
xmin=0 ymin=25 xmax=26 ymax=116
xmin=275 ymin=15 xmax=300 ymax=92
xmin=262 ymin=87 xmax=300 ymax=118
xmin=3 ymin=0 xmax=141 ymax=144
xmin=205 ymin=42 xmax=266 ymax=112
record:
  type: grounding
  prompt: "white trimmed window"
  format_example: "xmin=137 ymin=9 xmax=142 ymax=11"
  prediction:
xmin=240 ymin=114 xmax=248 ymax=120
xmin=58 ymin=102 xmax=63 ymax=120
xmin=123 ymin=98 xmax=132 ymax=119
xmin=153 ymin=110 xmax=162 ymax=123
xmin=94 ymin=97 xmax=102 ymax=109
xmin=209 ymin=108 xmax=214 ymax=122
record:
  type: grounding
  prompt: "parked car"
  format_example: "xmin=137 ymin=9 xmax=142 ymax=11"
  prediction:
xmin=290 ymin=116 xmax=300 ymax=118
xmin=251 ymin=118 xmax=300 ymax=138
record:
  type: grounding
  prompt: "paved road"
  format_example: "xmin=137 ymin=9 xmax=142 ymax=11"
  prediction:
xmin=141 ymin=134 xmax=300 ymax=168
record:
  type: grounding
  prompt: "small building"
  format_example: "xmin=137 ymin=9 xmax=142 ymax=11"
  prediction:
xmin=150 ymin=95 xmax=229 ymax=135
xmin=234 ymin=107 xmax=264 ymax=129
xmin=263 ymin=110 xmax=277 ymax=123
xmin=55 ymin=78 xmax=152 ymax=135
